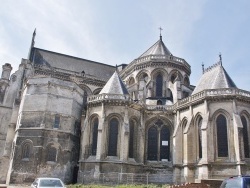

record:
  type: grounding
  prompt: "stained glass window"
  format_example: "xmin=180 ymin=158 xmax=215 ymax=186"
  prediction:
xmin=216 ymin=115 xmax=228 ymax=157
xmin=129 ymin=121 xmax=134 ymax=158
xmin=54 ymin=114 xmax=60 ymax=128
xmin=241 ymin=116 xmax=249 ymax=158
xmin=198 ymin=118 xmax=203 ymax=159
xmin=160 ymin=127 xmax=170 ymax=160
xmin=147 ymin=126 xmax=158 ymax=160
xmin=47 ymin=147 xmax=57 ymax=162
xmin=92 ymin=118 xmax=98 ymax=155
xmin=156 ymin=74 xmax=163 ymax=97
xmin=108 ymin=118 xmax=119 ymax=156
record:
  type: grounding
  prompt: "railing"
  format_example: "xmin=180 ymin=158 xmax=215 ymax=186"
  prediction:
xmin=88 ymin=88 xmax=250 ymax=110
xmin=135 ymin=55 xmax=190 ymax=69
xmin=88 ymin=93 xmax=131 ymax=102
xmin=119 ymin=54 xmax=190 ymax=77
xmin=177 ymin=88 xmax=250 ymax=107
xmin=146 ymin=88 xmax=250 ymax=111
xmin=78 ymin=172 xmax=173 ymax=185
xmin=146 ymin=105 xmax=175 ymax=111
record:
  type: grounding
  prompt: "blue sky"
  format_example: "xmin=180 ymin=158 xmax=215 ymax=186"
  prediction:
xmin=0 ymin=0 xmax=250 ymax=90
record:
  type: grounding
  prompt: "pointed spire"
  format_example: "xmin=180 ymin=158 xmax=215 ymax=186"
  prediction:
xmin=100 ymin=71 xmax=129 ymax=95
xmin=139 ymin=32 xmax=171 ymax=58
xmin=159 ymin=27 xmax=163 ymax=41
xmin=219 ymin=52 xmax=222 ymax=65
xmin=28 ymin=28 xmax=36 ymax=61
xmin=193 ymin=63 xmax=237 ymax=94
xmin=32 ymin=28 xmax=36 ymax=47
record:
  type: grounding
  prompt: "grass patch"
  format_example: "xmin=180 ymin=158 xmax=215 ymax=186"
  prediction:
xmin=67 ymin=184 xmax=171 ymax=188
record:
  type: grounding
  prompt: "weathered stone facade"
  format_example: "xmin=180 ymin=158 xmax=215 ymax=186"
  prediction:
xmin=0 ymin=32 xmax=250 ymax=185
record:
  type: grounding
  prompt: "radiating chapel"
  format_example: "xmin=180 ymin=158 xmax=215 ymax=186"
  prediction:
xmin=0 ymin=30 xmax=250 ymax=185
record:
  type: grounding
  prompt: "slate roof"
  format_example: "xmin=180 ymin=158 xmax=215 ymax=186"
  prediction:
xmin=192 ymin=62 xmax=237 ymax=94
xmin=139 ymin=36 xmax=172 ymax=57
xmin=100 ymin=71 xmax=129 ymax=94
xmin=31 ymin=48 xmax=115 ymax=81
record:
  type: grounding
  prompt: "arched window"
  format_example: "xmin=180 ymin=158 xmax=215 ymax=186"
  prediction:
xmin=129 ymin=120 xmax=134 ymax=158
xmin=171 ymin=72 xmax=177 ymax=83
xmin=147 ymin=120 xmax=171 ymax=161
xmin=22 ymin=143 xmax=32 ymax=159
xmin=91 ymin=118 xmax=98 ymax=155
xmin=54 ymin=114 xmax=60 ymax=128
xmin=160 ymin=127 xmax=170 ymax=160
xmin=128 ymin=77 xmax=135 ymax=86
xmin=108 ymin=118 xmax=119 ymax=156
xmin=81 ymin=70 xmax=85 ymax=77
xmin=47 ymin=146 xmax=57 ymax=162
xmin=167 ymin=89 xmax=173 ymax=102
xmin=182 ymin=119 xmax=188 ymax=162
xmin=148 ymin=126 xmax=158 ymax=160
xmin=155 ymin=74 xmax=163 ymax=97
xmin=241 ymin=115 xmax=250 ymax=158
xmin=184 ymin=77 xmax=190 ymax=86
xmin=157 ymin=100 xmax=163 ymax=105
xmin=197 ymin=118 xmax=203 ymax=159
xmin=216 ymin=114 xmax=228 ymax=157
xmin=71 ymin=148 xmax=77 ymax=162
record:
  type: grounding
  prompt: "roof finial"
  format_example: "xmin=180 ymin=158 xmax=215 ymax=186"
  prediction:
xmin=202 ymin=62 xmax=204 ymax=74
xmin=28 ymin=28 xmax=36 ymax=61
xmin=219 ymin=52 xmax=222 ymax=65
xmin=159 ymin=27 xmax=163 ymax=40
xmin=32 ymin=28 xmax=36 ymax=46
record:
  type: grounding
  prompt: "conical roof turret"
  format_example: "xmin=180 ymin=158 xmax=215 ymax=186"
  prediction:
xmin=100 ymin=71 xmax=129 ymax=95
xmin=139 ymin=36 xmax=172 ymax=57
xmin=192 ymin=62 xmax=237 ymax=94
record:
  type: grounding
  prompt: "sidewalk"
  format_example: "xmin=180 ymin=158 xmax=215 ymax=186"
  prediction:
xmin=0 ymin=184 xmax=29 ymax=188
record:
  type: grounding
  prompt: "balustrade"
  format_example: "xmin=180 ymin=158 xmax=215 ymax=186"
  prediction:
xmin=88 ymin=88 xmax=250 ymax=111
xmin=88 ymin=93 xmax=131 ymax=102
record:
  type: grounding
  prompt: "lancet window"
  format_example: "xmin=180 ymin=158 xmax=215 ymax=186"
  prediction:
xmin=47 ymin=146 xmax=57 ymax=162
xmin=197 ymin=117 xmax=203 ymax=159
xmin=108 ymin=118 xmax=119 ymax=156
xmin=129 ymin=120 xmax=135 ymax=158
xmin=147 ymin=120 xmax=171 ymax=161
xmin=91 ymin=118 xmax=99 ymax=155
xmin=155 ymin=73 xmax=163 ymax=97
xmin=216 ymin=114 xmax=228 ymax=157
xmin=54 ymin=114 xmax=60 ymax=128
xmin=22 ymin=142 xmax=32 ymax=159
xmin=241 ymin=115 xmax=250 ymax=158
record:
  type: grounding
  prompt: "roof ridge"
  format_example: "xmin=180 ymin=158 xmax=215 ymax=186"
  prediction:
xmin=32 ymin=47 xmax=115 ymax=68
xmin=203 ymin=61 xmax=222 ymax=74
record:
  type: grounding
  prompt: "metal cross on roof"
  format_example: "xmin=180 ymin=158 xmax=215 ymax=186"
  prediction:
xmin=159 ymin=27 xmax=163 ymax=37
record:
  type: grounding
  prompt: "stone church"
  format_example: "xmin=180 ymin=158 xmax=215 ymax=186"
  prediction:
xmin=0 ymin=30 xmax=250 ymax=185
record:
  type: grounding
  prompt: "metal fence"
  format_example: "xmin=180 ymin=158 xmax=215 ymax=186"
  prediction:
xmin=78 ymin=172 xmax=173 ymax=185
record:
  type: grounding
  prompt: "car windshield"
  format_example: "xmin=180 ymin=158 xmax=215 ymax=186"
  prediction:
xmin=221 ymin=178 xmax=241 ymax=188
xmin=39 ymin=179 xmax=63 ymax=187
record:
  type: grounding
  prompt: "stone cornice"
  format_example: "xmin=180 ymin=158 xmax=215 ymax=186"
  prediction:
xmin=176 ymin=88 xmax=250 ymax=111
xmin=120 ymin=55 xmax=191 ymax=78
xmin=16 ymin=127 xmax=80 ymax=138
xmin=34 ymin=65 xmax=106 ymax=87
xmin=87 ymin=88 xmax=250 ymax=112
